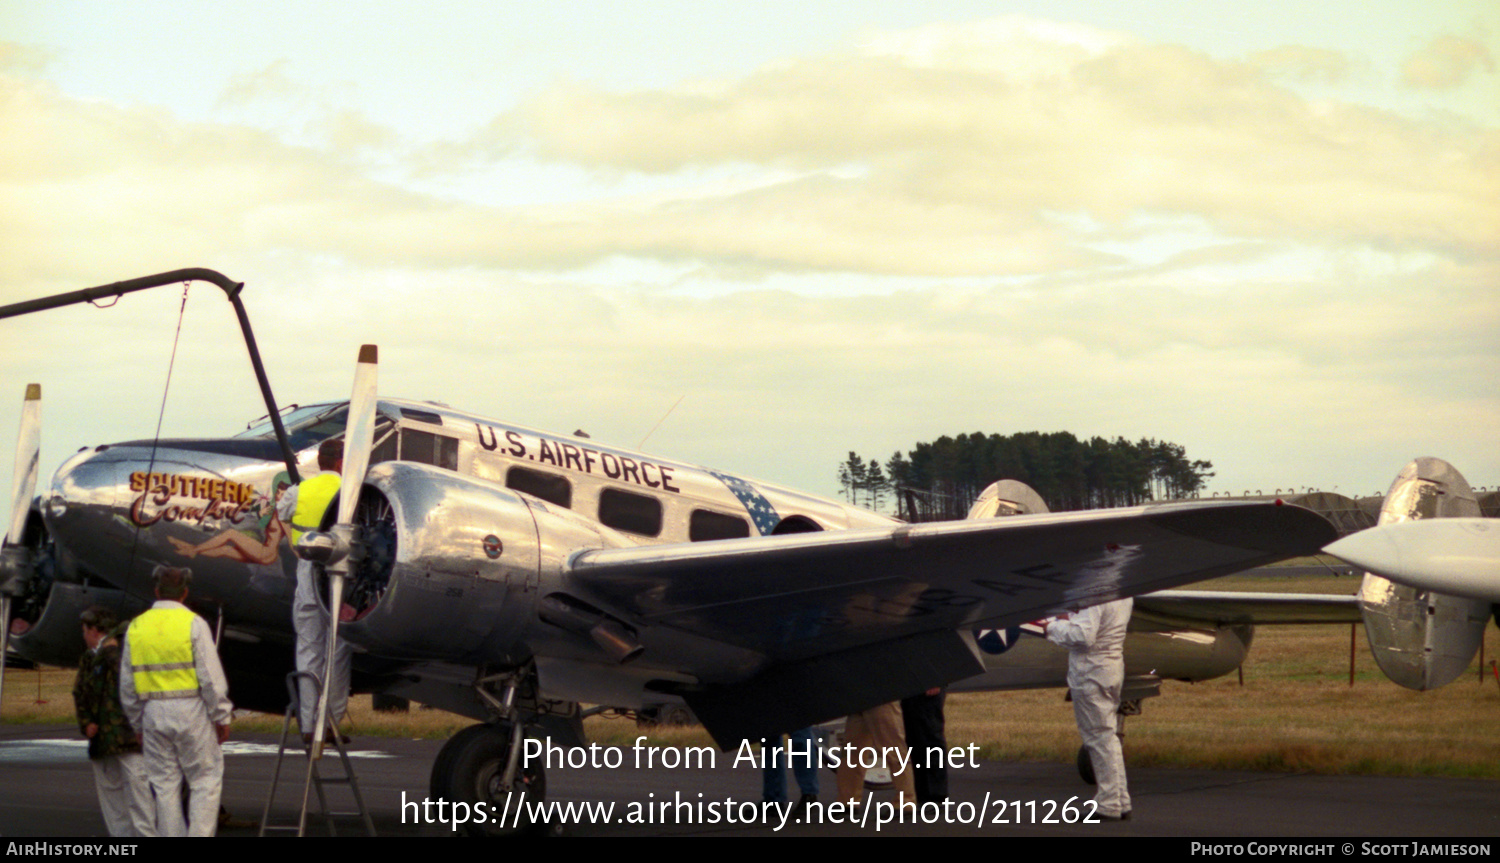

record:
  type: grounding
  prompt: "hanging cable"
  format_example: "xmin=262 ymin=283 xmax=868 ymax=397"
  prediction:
xmin=121 ymin=283 xmax=192 ymax=608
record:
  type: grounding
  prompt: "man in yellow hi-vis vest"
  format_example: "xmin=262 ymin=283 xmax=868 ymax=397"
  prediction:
xmin=275 ymin=438 xmax=353 ymax=740
xmin=120 ymin=566 xmax=232 ymax=837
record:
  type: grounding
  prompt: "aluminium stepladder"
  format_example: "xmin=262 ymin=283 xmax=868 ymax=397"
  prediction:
xmin=259 ymin=671 xmax=376 ymax=836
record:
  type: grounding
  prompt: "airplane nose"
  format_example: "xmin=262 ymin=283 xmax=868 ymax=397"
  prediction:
xmin=1324 ymin=526 xmax=1402 ymax=580
xmin=44 ymin=446 xmax=141 ymax=589
xmin=46 ymin=445 xmax=122 ymax=536
xmin=43 ymin=438 xmax=301 ymax=615
xmin=1329 ymin=519 xmax=1500 ymax=604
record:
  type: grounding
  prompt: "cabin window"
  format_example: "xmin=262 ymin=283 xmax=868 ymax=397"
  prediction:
xmin=689 ymin=509 xmax=751 ymax=541
xmin=402 ymin=429 xmax=460 ymax=471
xmin=771 ymin=515 xmax=823 ymax=534
xmin=599 ymin=488 xmax=662 ymax=537
xmin=399 ymin=407 xmax=444 ymax=425
xmin=237 ymin=402 xmax=344 ymax=446
xmin=369 ymin=422 xmax=398 ymax=465
xmin=506 ymin=467 xmax=572 ymax=508
xmin=280 ymin=406 xmax=349 ymax=451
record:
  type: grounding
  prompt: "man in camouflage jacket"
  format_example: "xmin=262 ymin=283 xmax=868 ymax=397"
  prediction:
xmin=74 ymin=606 xmax=154 ymax=836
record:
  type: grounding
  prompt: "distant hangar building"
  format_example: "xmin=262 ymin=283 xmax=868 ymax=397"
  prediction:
xmin=1202 ymin=491 xmax=1376 ymax=538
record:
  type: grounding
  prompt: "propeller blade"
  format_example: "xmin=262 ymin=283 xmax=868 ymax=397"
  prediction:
xmin=2 ymin=383 xmax=41 ymax=714
xmin=7 ymin=384 xmax=40 ymax=546
xmin=337 ymin=345 xmax=378 ymax=526
xmin=0 ymin=594 xmax=9 ymax=712
xmin=311 ymin=346 xmax=376 ymax=759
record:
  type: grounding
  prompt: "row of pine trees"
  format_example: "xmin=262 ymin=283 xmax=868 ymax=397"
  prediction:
xmin=838 ymin=431 xmax=1215 ymax=521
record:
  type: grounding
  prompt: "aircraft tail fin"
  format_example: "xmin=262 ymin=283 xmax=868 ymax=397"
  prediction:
xmin=966 ymin=480 xmax=1049 ymax=519
xmin=1357 ymin=458 xmax=1488 ymax=690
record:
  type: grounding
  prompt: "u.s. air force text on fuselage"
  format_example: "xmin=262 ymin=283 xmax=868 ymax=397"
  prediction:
xmin=476 ymin=425 xmax=680 ymax=494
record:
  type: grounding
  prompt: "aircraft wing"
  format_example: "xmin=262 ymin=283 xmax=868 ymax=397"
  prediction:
xmin=1131 ymin=590 xmax=1362 ymax=629
xmin=568 ymin=501 xmax=1337 ymax=656
xmin=564 ymin=501 xmax=1336 ymax=741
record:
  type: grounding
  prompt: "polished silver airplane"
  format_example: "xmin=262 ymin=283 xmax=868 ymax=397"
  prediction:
xmin=1325 ymin=457 xmax=1495 ymax=691
xmin=0 ymin=349 xmax=1338 ymax=833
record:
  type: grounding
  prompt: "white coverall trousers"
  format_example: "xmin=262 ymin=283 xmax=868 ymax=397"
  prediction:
xmin=140 ymin=698 xmax=222 ymax=837
xmin=91 ymin=751 xmax=154 ymax=837
xmin=1045 ymin=598 xmax=1133 ymax=819
xmin=294 ymin=557 xmax=352 ymax=732
xmin=1071 ymin=668 xmax=1131 ymax=818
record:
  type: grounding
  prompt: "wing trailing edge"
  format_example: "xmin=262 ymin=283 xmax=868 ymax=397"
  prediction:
xmin=563 ymin=500 xmax=1336 ymax=743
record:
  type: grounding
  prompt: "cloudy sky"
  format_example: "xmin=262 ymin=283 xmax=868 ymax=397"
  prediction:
xmin=2 ymin=1 xmax=1496 ymax=510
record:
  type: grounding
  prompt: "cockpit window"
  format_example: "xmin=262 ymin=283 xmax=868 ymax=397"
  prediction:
xmin=236 ymin=403 xmax=349 ymax=451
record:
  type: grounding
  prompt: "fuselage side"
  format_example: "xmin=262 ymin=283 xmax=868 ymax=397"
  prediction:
xmin=40 ymin=397 xmax=891 ymax=645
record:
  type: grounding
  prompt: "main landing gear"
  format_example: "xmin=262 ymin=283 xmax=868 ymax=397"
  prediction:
xmin=431 ymin=722 xmax=546 ymax=837
xmin=429 ymin=667 xmax=547 ymax=837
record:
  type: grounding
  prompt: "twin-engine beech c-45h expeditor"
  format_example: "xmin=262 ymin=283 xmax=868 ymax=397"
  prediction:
xmin=1 ymin=346 xmax=1340 ymax=835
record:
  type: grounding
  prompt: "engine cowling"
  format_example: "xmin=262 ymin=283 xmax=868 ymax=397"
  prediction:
xmin=334 ymin=461 xmax=629 ymax=666
xmin=5 ymin=507 xmax=148 ymax=666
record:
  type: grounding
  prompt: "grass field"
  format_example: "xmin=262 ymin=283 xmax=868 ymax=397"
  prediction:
xmin=8 ymin=573 xmax=1499 ymax=779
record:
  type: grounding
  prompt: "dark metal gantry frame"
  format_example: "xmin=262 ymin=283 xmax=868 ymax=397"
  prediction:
xmin=0 ymin=268 xmax=302 ymax=483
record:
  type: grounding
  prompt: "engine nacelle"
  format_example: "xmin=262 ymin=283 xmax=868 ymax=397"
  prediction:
xmin=5 ymin=508 xmax=149 ymax=666
xmin=336 ymin=461 xmax=629 ymax=665
xmin=10 ymin=581 xmax=148 ymax=667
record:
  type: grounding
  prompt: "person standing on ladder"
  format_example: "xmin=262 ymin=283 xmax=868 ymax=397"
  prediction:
xmin=278 ymin=438 xmax=352 ymax=743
